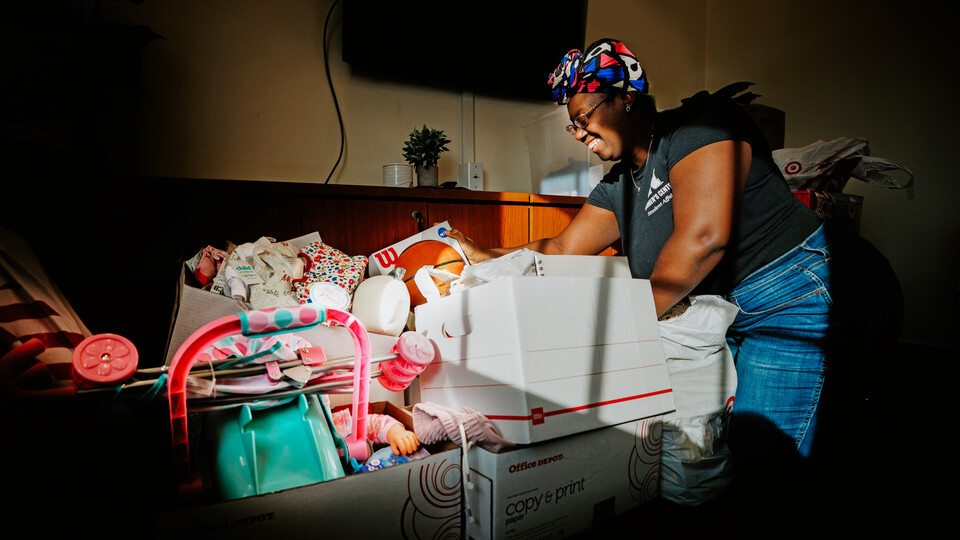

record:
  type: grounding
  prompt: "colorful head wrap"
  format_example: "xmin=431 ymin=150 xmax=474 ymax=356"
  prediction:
xmin=548 ymin=39 xmax=649 ymax=104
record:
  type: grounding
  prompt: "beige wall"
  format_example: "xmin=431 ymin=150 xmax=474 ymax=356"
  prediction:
xmin=587 ymin=0 xmax=707 ymax=109
xmin=105 ymin=0 xmax=704 ymax=191
xmin=104 ymin=0 xmax=956 ymax=347
xmin=107 ymin=0 xmax=553 ymax=191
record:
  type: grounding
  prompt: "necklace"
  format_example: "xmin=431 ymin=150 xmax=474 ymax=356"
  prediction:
xmin=631 ymin=122 xmax=656 ymax=193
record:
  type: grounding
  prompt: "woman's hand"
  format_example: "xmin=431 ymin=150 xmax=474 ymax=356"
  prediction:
xmin=445 ymin=228 xmax=496 ymax=264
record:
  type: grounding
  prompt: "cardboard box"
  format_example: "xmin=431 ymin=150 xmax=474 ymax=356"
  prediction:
xmin=415 ymin=276 xmax=675 ymax=445
xmin=465 ymin=415 xmax=663 ymax=539
xmin=744 ymin=103 xmax=786 ymax=150
xmin=155 ymin=402 xmax=462 ymax=539
xmin=793 ymin=190 xmax=863 ymax=233
xmin=534 ymin=254 xmax=632 ymax=278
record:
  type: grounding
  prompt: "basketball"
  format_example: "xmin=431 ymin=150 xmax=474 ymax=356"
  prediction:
xmin=395 ymin=240 xmax=466 ymax=307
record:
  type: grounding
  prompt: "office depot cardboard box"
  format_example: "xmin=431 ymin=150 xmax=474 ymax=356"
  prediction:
xmin=415 ymin=276 xmax=675 ymax=445
xmin=155 ymin=402 xmax=462 ymax=539
xmin=465 ymin=415 xmax=663 ymax=540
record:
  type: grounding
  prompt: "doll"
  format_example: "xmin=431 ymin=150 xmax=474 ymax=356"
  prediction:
xmin=323 ymin=395 xmax=420 ymax=456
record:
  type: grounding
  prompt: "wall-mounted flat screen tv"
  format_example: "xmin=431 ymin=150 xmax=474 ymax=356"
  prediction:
xmin=341 ymin=0 xmax=589 ymax=101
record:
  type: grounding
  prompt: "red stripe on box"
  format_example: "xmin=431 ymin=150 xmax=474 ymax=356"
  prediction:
xmin=420 ymin=364 xmax=667 ymax=391
xmin=483 ymin=388 xmax=674 ymax=422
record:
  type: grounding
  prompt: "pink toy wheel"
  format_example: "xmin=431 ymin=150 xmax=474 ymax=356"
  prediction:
xmin=379 ymin=332 xmax=434 ymax=391
xmin=72 ymin=334 xmax=138 ymax=386
xmin=394 ymin=332 xmax=434 ymax=366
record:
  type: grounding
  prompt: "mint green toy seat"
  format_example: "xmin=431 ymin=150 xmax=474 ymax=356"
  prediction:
xmin=205 ymin=393 xmax=347 ymax=500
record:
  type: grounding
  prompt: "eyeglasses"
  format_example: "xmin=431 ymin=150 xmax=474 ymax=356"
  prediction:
xmin=565 ymin=94 xmax=613 ymax=136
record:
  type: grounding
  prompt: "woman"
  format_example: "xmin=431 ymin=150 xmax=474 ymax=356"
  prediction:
xmin=447 ymin=38 xmax=900 ymax=466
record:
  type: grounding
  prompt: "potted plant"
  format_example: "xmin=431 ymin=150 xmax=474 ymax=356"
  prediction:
xmin=402 ymin=124 xmax=451 ymax=187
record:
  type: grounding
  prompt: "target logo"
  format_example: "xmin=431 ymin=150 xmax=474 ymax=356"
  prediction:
xmin=784 ymin=161 xmax=803 ymax=175
xmin=721 ymin=396 xmax=735 ymax=420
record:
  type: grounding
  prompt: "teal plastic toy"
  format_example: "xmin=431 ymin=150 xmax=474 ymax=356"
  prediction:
xmin=166 ymin=305 xmax=431 ymax=499
xmin=167 ymin=305 xmax=373 ymax=497
xmin=205 ymin=393 xmax=347 ymax=500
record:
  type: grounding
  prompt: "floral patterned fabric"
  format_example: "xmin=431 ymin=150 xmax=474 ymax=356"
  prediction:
xmin=293 ymin=241 xmax=368 ymax=308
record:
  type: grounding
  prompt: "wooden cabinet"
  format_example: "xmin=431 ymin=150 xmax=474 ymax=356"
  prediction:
xmin=283 ymin=184 xmax=534 ymax=256
xmin=152 ymin=180 xmax=609 ymax=258
xmin=301 ymin=196 xmax=424 ymax=258
xmin=530 ymin=194 xmax=622 ymax=256
xmin=426 ymin=202 xmax=528 ymax=251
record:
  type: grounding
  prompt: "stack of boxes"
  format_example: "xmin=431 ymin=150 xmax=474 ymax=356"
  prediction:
xmin=415 ymin=256 xmax=675 ymax=539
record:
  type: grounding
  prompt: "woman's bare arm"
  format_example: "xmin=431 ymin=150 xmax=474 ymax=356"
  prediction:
xmin=648 ymin=139 xmax=751 ymax=316
xmin=446 ymin=203 xmax=621 ymax=264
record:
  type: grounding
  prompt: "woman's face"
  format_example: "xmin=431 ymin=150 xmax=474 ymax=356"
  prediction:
xmin=566 ymin=92 xmax=633 ymax=162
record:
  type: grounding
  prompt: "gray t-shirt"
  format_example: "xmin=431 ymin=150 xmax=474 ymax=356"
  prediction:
xmin=586 ymin=92 xmax=820 ymax=294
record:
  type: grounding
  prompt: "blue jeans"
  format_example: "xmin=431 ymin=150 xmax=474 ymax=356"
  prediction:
xmin=724 ymin=224 xmax=832 ymax=458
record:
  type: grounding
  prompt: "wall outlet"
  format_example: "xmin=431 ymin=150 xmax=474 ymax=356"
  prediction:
xmin=459 ymin=162 xmax=483 ymax=191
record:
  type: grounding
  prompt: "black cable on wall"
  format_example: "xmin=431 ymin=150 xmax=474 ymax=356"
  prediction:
xmin=322 ymin=0 xmax=344 ymax=184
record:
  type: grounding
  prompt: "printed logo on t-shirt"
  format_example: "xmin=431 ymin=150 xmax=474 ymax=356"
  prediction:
xmin=644 ymin=169 xmax=673 ymax=216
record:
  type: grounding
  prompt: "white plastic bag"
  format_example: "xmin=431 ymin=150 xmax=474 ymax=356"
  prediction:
xmin=658 ymin=295 xmax=739 ymax=505
xmin=772 ymin=136 xmax=914 ymax=196
xmin=412 ymin=265 xmax=463 ymax=303
xmin=449 ymin=249 xmax=539 ymax=294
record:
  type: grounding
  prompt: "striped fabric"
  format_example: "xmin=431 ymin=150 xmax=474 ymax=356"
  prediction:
xmin=1 ymin=227 xmax=91 ymax=381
